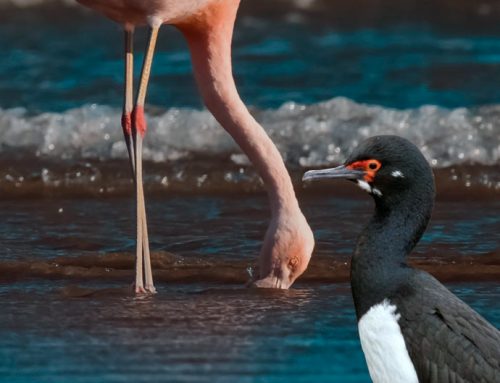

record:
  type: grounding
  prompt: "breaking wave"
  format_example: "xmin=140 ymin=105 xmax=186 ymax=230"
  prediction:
xmin=1 ymin=98 xmax=499 ymax=196
xmin=2 ymin=98 xmax=499 ymax=166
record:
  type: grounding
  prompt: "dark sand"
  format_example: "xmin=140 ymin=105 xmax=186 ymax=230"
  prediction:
xmin=2 ymin=250 xmax=499 ymax=287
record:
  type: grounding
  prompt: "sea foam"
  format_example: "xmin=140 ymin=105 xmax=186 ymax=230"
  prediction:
xmin=1 ymin=97 xmax=499 ymax=168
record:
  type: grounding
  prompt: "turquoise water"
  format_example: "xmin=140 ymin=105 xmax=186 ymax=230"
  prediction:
xmin=1 ymin=7 xmax=500 ymax=112
xmin=0 ymin=196 xmax=499 ymax=382
xmin=1 ymin=280 xmax=499 ymax=383
xmin=1 ymin=3 xmax=499 ymax=186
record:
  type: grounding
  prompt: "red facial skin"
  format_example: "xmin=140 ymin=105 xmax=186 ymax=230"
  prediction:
xmin=347 ymin=159 xmax=382 ymax=182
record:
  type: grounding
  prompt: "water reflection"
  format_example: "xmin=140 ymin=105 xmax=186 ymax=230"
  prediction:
xmin=1 ymin=282 xmax=498 ymax=383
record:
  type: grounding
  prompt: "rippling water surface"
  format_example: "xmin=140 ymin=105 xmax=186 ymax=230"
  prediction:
xmin=1 ymin=196 xmax=499 ymax=262
xmin=0 ymin=195 xmax=499 ymax=382
xmin=1 ymin=280 xmax=499 ymax=383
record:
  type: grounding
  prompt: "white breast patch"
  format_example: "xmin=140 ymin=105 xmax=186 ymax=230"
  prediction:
xmin=358 ymin=299 xmax=418 ymax=383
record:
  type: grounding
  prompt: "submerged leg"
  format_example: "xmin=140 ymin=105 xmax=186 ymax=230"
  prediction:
xmin=132 ymin=23 xmax=160 ymax=294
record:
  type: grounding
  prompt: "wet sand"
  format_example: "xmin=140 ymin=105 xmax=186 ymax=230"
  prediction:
xmin=2 ymin=249 xmax=499 ymax=287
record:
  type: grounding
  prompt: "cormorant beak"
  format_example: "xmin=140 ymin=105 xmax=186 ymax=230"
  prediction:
xmin=302 ymin=165 xmax=365 ymax=182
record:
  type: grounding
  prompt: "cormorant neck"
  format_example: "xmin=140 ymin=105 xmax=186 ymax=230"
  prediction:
xmin=351 ymin=188 xmax=434 ymax=319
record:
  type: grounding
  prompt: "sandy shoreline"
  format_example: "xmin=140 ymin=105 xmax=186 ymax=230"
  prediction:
xmin=2 ymin=251 xmax=499 ymax=286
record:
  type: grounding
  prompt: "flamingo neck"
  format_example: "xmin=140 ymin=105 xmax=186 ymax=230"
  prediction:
xmin=178 ymin=1 xmax=299 ymax=214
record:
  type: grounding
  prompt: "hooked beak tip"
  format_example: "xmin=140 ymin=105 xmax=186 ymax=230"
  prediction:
xmin=302 ymin=170 xmax=318 ymax=182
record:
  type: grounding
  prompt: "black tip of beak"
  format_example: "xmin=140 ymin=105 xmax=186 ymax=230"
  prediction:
xmin=302 ymin=165 xmax=365 ymax=182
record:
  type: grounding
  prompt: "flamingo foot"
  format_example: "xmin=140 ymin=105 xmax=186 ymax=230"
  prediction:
xmin=145 ymin=284 xmax=157 ymax=294
xmin=131 ymin=282 xmax=156 ymax=295
xmin=134 ymin=285 xmax=148 ymax=295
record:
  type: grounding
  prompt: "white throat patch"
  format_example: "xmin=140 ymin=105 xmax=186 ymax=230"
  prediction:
xmin=357 ymin=180 xmax=383 ymax=197
xmin=358 ymin=299 xmax=418 ymax=383
xmin=357 ymin=180 xmax=372 ymax=193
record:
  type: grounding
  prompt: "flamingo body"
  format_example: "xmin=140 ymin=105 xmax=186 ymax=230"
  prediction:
xmin=77 ymin=0 xmax=219 ymax=27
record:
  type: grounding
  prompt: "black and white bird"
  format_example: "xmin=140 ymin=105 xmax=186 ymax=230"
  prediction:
xmin=303 ymin=135 xmax=500 ymax=383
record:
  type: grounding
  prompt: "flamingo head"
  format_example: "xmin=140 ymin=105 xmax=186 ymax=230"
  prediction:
xmin=251 ymin=210 xmax=314 ymax=289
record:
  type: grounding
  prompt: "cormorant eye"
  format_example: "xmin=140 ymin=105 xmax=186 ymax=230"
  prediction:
xmin=368 ymin=161 xmax=380 ymax=170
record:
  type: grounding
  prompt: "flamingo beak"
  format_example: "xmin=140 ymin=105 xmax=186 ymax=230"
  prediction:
xmin=302 ymin=165 xmax=365 ymax=182
xmin=251 ymin=275 xmax=291 ymax=289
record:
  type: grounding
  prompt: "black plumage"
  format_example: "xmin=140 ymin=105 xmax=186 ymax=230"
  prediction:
xmin=394 ymin=272 xmax=500 ymax=382
xmin=304 ymin=135 xmax=500 ymax=382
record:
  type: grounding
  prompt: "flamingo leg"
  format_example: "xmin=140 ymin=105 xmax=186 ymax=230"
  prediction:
xmin=122 ymin=28 xmax=136 ymax=173
xmin=122 ymin=29 xmax=155 ymax=295
xmin=131 ymin=24 xmax=160 ymax=294
xmin=120 ymin=28 xmax=146 ymax=294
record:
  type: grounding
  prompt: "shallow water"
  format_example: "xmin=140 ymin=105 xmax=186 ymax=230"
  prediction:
xmin=0 ymin=195 xmax=498 ymax=383
xmin=1 ymin=280 xmax=499 ymax=383
xmin=1 ymin=195 xmax=499 ymax=263
xmin=2 ymin=201 xmax=497 ymax=377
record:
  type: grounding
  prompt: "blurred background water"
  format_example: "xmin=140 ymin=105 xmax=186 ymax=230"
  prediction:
xmin=0 ymin=0 xmax=499 ymax=194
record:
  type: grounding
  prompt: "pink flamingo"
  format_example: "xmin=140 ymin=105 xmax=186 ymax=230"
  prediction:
xmin=77 ymin=0 xmax=314 ymax=293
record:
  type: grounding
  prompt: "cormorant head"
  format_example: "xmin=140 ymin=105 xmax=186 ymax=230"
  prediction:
xmin=303 ymin=135 xmax=435 ymax=208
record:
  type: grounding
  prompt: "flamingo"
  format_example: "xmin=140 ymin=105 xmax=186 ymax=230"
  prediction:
xmin=76 ymin=0 xmax=315 ymax=293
